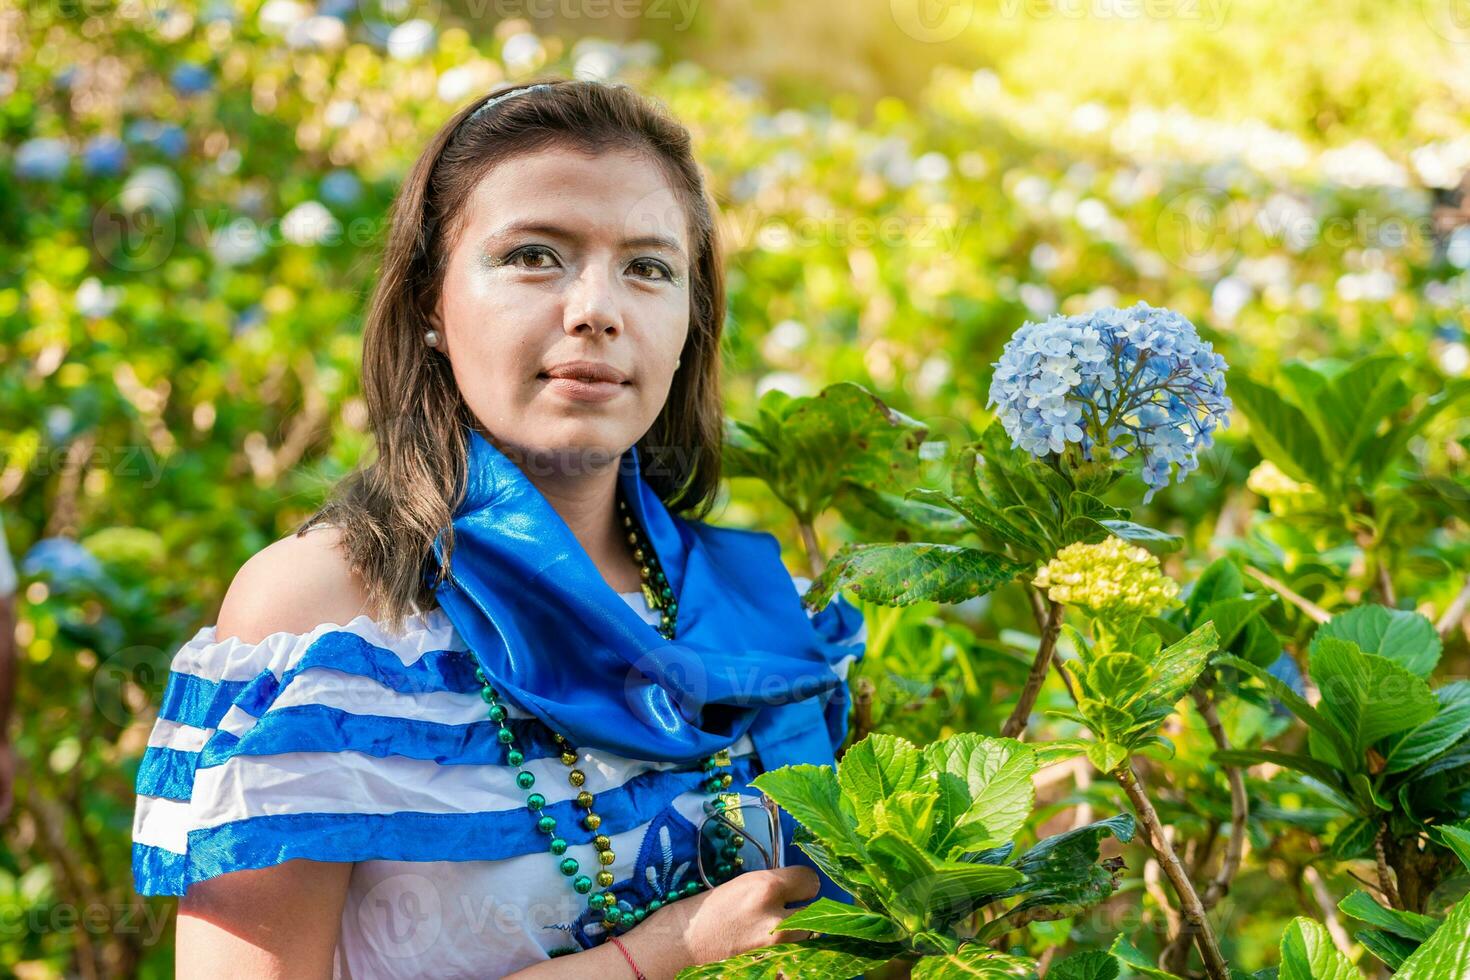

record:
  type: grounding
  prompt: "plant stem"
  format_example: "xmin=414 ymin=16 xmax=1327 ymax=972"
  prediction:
xmin=1114 ymin=763 xmax=1231 ymax=980
xmin=1163 ymin=685 xmax=1249 ymax=973
xmin=1194 ymin=685 xmax=1248 ymax=910
xmin=1303 ymin=865 xmax=1354 ymax=956
xmin=1437 ymin=576 xmax=1470 ymax=640
xmin=797 ymin=519 xmax=825 ymax=579
xmin=1244 ymin=565 xmax=1330 ymax=625
xmin=1374 ymin=824 xmax=1403 ymax=910
xmin=1001 ymin=596 xmax=1063 ymax=739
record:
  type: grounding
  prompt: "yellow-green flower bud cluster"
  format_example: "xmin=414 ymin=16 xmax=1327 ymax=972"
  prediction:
xmin=1034 ymin=536 xmax=1180 ymax=618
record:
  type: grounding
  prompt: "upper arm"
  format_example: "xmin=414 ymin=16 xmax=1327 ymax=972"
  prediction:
xmin=177 ymin=528 xmax=367 ymax=975
xmin=177 ymin=859 xmax=353 ymax=979
xmin=216 ymin=526 xmax=372 ymax=644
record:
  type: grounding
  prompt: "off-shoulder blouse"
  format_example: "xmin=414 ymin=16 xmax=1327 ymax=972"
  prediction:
xmin=132 ymin=574 xmax=865 ymax=979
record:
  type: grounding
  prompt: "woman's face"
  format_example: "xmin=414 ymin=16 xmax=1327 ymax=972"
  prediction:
xmin=430 ymin=146 xmax=692 ymax=477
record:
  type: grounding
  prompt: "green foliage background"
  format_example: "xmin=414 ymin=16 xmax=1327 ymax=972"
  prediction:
xmin=2 ymin=0 xmax=1468 ymax=975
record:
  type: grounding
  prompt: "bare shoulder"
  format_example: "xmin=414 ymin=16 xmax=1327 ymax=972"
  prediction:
xmin=215 ymin=524 xmax=373 ymax=644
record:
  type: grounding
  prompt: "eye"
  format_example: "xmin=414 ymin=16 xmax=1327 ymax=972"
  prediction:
xmin=506 ymin=245 xmax=560 ymax=270
xmin=628 ymin=257 xmax=674 ymax=281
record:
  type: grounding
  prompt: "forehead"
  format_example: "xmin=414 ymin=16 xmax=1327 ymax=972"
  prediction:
xmin=458 ymin=145 xmax=690 ymax=251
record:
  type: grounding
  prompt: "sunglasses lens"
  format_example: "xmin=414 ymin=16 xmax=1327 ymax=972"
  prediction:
xmin=697 ymin=801 xmax=781 ymax=886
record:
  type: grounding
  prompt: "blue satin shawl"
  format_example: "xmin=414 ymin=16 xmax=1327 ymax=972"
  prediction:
xmin=427 ymin=426 xmax=861 ymax=772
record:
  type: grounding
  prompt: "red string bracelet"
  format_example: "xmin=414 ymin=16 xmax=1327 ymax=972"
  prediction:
xmin=609 ymin=936 xmax=647 ymax=980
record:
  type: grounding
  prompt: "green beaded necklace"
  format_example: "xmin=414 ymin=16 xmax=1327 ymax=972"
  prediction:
xmin=476 ymin=486 xmax=738 ymax=935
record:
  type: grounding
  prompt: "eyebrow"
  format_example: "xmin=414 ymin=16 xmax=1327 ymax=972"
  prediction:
xmin=481 ymin=221 xmax=688 ymax=260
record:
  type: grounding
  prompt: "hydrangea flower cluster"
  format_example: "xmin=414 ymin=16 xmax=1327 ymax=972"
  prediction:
xmin=1033 ymin=537 xmax=1180 ymax=619
xmin=1246 ymin=461 xmax=1324 ymax=516
xmin=987 ymin=302 xmax=1231 ymax=500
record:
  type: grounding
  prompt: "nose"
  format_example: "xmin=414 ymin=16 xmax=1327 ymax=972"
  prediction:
xmin=562 ymin=261 xmax=622 ymax=337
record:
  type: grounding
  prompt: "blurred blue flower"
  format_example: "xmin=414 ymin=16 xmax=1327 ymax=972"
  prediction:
xmin=15 ymin=138 xmax=70 ymax=181
xmin=232 ymin=304 xmax=265 ymax=337
xmin=320 ymin=169 xmax=362 ymax=207
xmin=54 ymin=66 xmax=78 ymax=91
xmin=125 ymin=120 xmax=188 ymax=159
xmin=82 ymin=135 xmax=128 ymax=176
xmin=22 ymin=538 xmax=107 ymax=589
xmin=170 ymin=63 xmax=214 ymax=96
xmin=987 ymin=301 xmax=1232 ymax=500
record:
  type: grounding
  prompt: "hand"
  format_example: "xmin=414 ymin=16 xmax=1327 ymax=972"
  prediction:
xmin=621 ymin=866 xmax=821 ymax=972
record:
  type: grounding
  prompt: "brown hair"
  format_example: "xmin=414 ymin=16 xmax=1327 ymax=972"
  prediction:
xmin=298 ymin=78 xmax=727 ymax=634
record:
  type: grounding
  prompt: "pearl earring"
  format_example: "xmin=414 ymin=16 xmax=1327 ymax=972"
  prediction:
xmin=675 ymin=356 xmax=682 ymax=369
xmin=424 ymin=329 xmax=441 ymax=348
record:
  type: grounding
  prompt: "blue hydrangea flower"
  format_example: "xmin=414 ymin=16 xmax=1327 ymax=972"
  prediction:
xmin=15 ymin=138 xmax=70 ymax=181
xmin=170 ymin=63 xmax=214 ymax=96
xmin=22 ymin=538 xmax=107 ymax=590
xmin=987 ymin=302 xmax=1231 ymax=500
xmin=83 ymin=135 xmax=128 ymax=177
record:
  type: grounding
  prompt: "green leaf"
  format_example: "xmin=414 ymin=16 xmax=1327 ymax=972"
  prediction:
xmin=1337 ymin=889 xmax=1438 ymax=942
xmin=1395 ymin=892 xmax=1470 ymax=979
xmin=1046 ymin=949 xmax=1121 ymax=980
xmin=988 ymin=814 xmax=1135 ymax=919
xmin=1187 ymin=558 xmax=1246 ymax=621
xmin=1329 ymin=818 xmax=1380 ymax=861
xmin=1310 ymin=638 xmax=1438 ymax=758
xmin=751 ymin=765 xmax=866 ymax=860
xmin=1354 ymin=928 xmax=1418 ymax=970
xmin=1096 ymin=520 xmax=1182 ymax=553
xmin=673 ymin=936 xmax=902 ymax=979
xmin=905 ymin=487 xmax=1039 ymax=552
xmin=1215 ymin=655 xmax=1356 ymax=770
xmin=805 ymin=542 xmax=1032 ymax=609
xmin=1086 ymin=740 xmax=1129 ymax=774
xmin=722 ymin=381 xmax=929 ymax=524
xmin=775 ymin=898 xmax=905 ymax=942
xmin=1359 ymin=379 xmax=1470 ymax=487
xmin=1197 ymin=596 xmax=1274 ymax=650
xmin=1107 ymin=934 xmax=1184 ymax=978
xmin=868 ymin=831 xmax=1025 ymax=924
xmin=925 ymin=735 xmax=1038 ymax=858
xmin=1231 ymin=373 xmax=1333 ymax=487
xmin=1278 ymin=916 xmax=1361 ymax=980
xmin=1331 ymin=356 xmax=1412 ymax=466
xmin=838 ymin=485 xmax=972 ymax=541
xmin=1433 ymin=820 xmax=1470 ymax=872
xmin=911 ymin=947 xmax=1038 ymax=979
xmin=1312 ymin=606 xmax=1441 ymax=677
xmin=1140 ymin=622 xmax=1218 ymax=711
xmin=1382 ymin=681 xmax=1470 ymax=774
xmin=838 ymin=733 xmax=923 ymax=815
xmin=1211 ymin=748 xmax=1346 ymax=788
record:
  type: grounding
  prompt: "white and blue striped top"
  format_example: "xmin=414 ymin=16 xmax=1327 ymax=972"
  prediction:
xmin=132 ymin=573 xmax=865 ymax=978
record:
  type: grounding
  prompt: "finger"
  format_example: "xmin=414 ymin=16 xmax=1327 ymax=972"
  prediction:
xmin=770 ymin=926 xmax=814 ymax=945
xmin=769 ymin=864 xmax=821 ymax=901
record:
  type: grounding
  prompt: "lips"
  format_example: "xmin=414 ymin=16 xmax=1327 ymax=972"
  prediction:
xmin=537 ymin=360 xmax=631 ymax=385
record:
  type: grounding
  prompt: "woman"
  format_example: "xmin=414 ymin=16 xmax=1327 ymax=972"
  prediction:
xmin=131 ymin=79 xmax=867 ymax=978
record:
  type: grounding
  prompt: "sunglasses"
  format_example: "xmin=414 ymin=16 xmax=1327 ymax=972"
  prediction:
xmin=694 ymin=792 xmax=785 ymax=890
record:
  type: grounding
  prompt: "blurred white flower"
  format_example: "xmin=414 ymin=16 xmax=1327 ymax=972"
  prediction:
xmin=1019 ymin=282 xmax=1057 ymax=318
xmin=75 ymin=278 xmax=121 ymax=319
xmin=1447 ymin=227 xmax=1470 ymax=270
xmin=502 ymin=33 xmax=545 ymax=75
xmin=287 ymin=15 xmax=345 ymax=50
xmin=212 ymin=217 xmax=266 ymax=266
xmin=257 ymin=0 xmax=308 ymax=35
xmin=914 ymin=152 xmax=951 ymax=183
xmin=281 ymin=201 xmax=340 ymax=246
xmin=120 ymin=166 xmax=183 ymax=213
xmin=754 ymin=371 xmax=813 ymax=399
xmin=1211 ymin=275 xmax=1252 ymax=323
xmin=387 ymin=19 xmax=435 ymax=60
